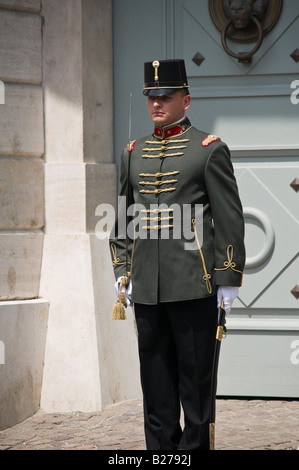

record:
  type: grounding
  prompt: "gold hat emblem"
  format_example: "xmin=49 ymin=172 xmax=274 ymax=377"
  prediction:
xmin=152 ymin=60 xmax=160 ymax=82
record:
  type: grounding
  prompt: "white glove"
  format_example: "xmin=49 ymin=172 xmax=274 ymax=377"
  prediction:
xmin=114 ymin=276 xmax=133 ymax=307
xmin=217 ymin=286 xmax=239 ymax=315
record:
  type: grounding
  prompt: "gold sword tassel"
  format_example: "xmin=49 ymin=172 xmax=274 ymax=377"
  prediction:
xmin=112 ymin=277 xmax=127 ymax=320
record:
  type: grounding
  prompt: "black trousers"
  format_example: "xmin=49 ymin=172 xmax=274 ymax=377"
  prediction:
xmin=134 ymin=296 xmax=218 ymax=451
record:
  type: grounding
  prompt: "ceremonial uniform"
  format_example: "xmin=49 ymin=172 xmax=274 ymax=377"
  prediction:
xmin=109 ymin=60 xmax=245 ymax=450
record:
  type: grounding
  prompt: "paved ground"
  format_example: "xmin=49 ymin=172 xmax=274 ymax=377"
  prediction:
xmin=0 ymin=398 xmax=298 ymax=451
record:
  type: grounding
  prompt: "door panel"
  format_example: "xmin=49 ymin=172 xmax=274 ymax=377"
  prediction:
xmin=173 ymin=0 xmax=299 ymax=396
xmin=174 ymin=0 xmax=299 ymax=148
xmin=113 ymin=0 xmax=299 ymax=397
xmin=113 ymin=0 xmax=170 ymax=168
xmin=235 ymin=166 xmax=298 ymax=308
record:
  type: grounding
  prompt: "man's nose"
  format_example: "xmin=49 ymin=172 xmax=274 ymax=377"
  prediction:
xmin=152 ymin=98 xmax=162 ymax=107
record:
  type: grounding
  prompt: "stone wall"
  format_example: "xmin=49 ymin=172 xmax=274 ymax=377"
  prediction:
xmin=0 ymin=0 xmax=49 ymax=429
xmin=0 ymin=0 xmax=43 ymax=298
xmin=0 ymin=0 xmax=141 ymax=428
xmin=39 ymin=0 xmax=141 ymax=412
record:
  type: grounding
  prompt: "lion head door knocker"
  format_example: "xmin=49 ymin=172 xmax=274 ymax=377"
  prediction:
xmin=209 ymin=0 xmax=283 ymax=62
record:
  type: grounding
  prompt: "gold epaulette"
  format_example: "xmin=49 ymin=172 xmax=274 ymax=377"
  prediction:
xmin=127 ymin=140 xmax=137 ymax=152
xmin=201 ymin=134 xmax=221 ymax=147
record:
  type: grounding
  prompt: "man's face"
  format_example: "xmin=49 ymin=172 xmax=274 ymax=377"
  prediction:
xmin=146 ymin=91 xmax=191 ymax=127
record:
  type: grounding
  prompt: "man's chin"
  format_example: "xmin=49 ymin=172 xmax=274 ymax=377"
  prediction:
xmin=152 ymin=116 xmax=169 ymax=127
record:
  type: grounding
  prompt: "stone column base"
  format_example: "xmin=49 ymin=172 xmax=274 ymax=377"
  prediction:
xmin=0 ymin=299 xmax=49 ymax=430
xmin=39 ymin=233 xmax=141 ymax=412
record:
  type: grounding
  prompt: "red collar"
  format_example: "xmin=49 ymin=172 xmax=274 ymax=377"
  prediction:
xmin=154 ymin=124 xmax=183 ymax=139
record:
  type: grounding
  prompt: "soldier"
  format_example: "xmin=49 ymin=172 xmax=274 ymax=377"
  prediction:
xmin=109 ymin=59 xmax=245 ymax=450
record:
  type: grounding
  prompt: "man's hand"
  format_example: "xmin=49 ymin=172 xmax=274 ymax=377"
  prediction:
xmin=217 ymin=286 xmax=239 ymax=315
xmin=114 ymin=276 xmax=133 ymax=307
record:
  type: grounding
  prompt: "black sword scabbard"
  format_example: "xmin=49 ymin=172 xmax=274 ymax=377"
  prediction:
xmin=209 ymin=305 xmax=227 ymax=450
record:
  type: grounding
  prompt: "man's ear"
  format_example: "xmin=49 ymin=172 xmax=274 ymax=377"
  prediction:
xmin=183 ymin=94 xmax=191 ymax=111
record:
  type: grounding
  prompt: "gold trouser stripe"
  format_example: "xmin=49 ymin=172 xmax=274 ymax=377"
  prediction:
xmin=209 ymin=423 xmax=215 ymax=450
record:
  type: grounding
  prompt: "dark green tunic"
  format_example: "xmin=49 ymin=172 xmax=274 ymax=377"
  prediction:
xmin=109 ymin=117 xmax=245 ymax=304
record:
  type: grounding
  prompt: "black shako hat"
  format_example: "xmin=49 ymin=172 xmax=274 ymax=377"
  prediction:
xmin=143 ymin=59 xmax=189 ymax=96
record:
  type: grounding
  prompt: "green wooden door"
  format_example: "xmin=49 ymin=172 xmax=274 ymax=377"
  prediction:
xmin=113 ymin=0 xmax=299 ymax=397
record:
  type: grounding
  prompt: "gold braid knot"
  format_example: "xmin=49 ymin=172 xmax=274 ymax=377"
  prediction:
xmin=111 ymin=243 xmax=128 ymax=268
xmin=215 ymin=245 xmax=243 ymax=275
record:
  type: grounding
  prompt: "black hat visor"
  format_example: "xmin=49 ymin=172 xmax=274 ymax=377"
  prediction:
xmin=143 ymin=87 xmax=179 ymax=97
